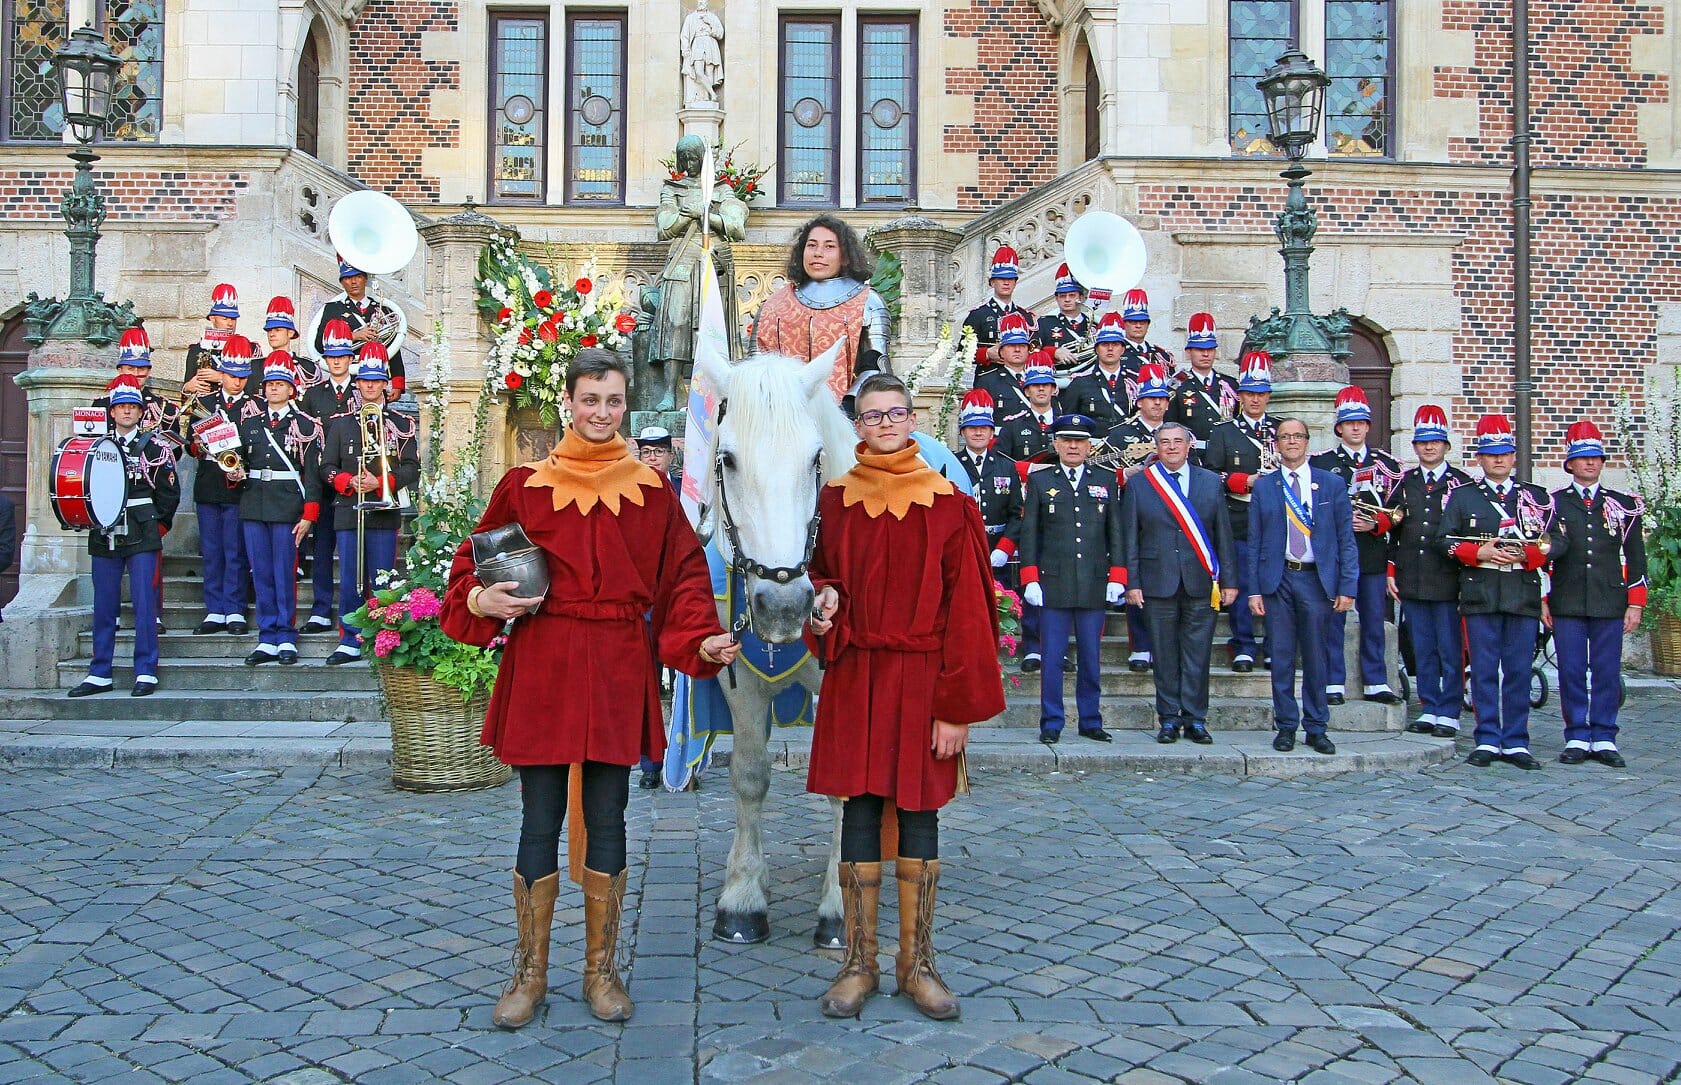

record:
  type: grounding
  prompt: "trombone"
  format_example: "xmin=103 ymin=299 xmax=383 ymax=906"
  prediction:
xmin=353 ymin=400 xmax=396 ymax=594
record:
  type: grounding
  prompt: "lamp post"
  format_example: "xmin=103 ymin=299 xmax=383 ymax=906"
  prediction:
xmin=1244 ymin=48 xmax=1350 ymax=365
xmin=22 ymin=25 xmax=135 ymax=347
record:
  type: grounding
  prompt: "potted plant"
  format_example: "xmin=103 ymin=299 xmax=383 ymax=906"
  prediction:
xmin=1616 ymin=373 xmax=1681 ymax=674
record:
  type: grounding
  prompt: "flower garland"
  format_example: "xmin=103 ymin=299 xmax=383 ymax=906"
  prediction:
xmin=475 ymin=234 xmax=637 ymax=427
xmin=899 ymin=324 xmax=977 ymax=437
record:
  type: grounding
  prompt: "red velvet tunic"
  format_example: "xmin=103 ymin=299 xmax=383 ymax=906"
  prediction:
xmin=441 ymin=449 xmax=725 ymax=767
xmin=805 ymin=452 xmax=1007 ymax=810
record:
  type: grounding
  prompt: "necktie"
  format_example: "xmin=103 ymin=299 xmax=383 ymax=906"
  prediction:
xmin=1166 ymin=469 xmax=1185 ymax=497
xmin=1580 ymin=486 xmax=1592 ymax=503
xmin=272 ymin=412 xmax=283 ymax=425
xmin=1288 ymin=473 xmax=1309 ymax=560
xmin=1066 ymin=468 xmax=1079 ymax=489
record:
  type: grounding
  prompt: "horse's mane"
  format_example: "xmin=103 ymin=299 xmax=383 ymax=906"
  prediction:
xmin=696 ymin=353 xmax=857 ymax=507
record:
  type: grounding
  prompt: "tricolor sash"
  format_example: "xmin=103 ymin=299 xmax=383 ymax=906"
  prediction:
xmin=1145 ymin=463 xmax=1221 ymax=606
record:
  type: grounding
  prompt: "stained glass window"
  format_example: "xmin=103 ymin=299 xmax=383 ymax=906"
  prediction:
xmin=857 ymin=18 xmax=915 ymax=206
xmin=489 ymin=14 xmax=545 ymax=202
xmin=779 ymin=17 xmax=839 ymax=206
xmin=1325 ymin=0 xmax=1392 ymax=157
xmin=1227 ymin=0 xmax=1295 ymax=156
xmin=566 ymin=14 xmax=625 ymax=204
xmin=102 ymin=0 xmax=161 ymax=141
xmin=4 ymin=0 xmax=67 ymax=141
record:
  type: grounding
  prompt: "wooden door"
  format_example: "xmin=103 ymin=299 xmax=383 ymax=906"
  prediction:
xmin=1347 ymin=323 xmax=1393 ymax=452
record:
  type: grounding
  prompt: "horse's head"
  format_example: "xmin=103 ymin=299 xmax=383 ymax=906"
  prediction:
xmin=699 ymin=343 xmax=856 ymax=644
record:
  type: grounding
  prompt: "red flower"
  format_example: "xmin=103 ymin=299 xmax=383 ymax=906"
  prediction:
xmin=496 ymin=306 xmax=512 ymax=323
xmin=533 ymin=289 xmax=554 ymax=311
xmin=580 ymin=334 xmax=598 ymax=348
xmin=537 ymin=321 xmax=559 ymax=343
xmin=614 ymin=312 xmax=636 ymax=334
xmin=745 ymin=180 xmax=756 ymax=192
xmin=669 ymin=170 xmax=685 ymax=181
xmin=574 ymin=277 xmax=593 ymax=295
xmin=505 ymin=372 xmax=523 ymax=389
xmin=517 ymin=327 xmax=532 ymax=346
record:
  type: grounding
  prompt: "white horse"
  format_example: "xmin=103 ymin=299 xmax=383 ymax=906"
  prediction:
xmin=691 ymin=343 xmax=857 ymax=947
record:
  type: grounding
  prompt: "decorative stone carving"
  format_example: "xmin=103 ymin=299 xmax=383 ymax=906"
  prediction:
xmin=680 ymin=0 xmax=725 ymax=107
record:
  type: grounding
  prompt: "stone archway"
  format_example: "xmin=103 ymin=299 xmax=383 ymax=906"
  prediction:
xmin=1347 ymin=320 xmax=1394 ymax=451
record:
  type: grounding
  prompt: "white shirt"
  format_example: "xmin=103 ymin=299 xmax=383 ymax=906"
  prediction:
xmin=1064 ymin=465 xmax=1084 ymax=489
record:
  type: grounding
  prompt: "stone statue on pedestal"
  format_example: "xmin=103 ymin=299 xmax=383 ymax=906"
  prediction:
xmin=680 ymin=0 xmax=725 ymax=107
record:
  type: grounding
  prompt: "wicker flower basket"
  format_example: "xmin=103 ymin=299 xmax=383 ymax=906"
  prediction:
xmin=378 ymin=663 xmax=511 ymax=792
xmin=1652 ymin=614 xmax=1681 ymax=677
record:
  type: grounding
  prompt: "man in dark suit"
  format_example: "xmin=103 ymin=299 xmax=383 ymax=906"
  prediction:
xmin=1248 ymin=418 xmax=1358 ymax=754
xmin=1121 ymin=422 xmax=1237 ymax=744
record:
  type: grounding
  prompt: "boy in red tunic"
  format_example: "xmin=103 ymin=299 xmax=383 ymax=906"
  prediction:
xmin=442 ymin=350 xmax=737 ymax=1027
xmin=806 ymin=374 xmax=1006 ymax=1021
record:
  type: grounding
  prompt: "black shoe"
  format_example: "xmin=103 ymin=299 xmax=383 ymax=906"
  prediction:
xmin=244 ymin=649 xmax=276 ymax=666
xmin=301 ymin=617 xmax=336 ymax=635
xmin=1272 ymin=731 xmax=1296 ymax=752
xmin=1078 ymin=728 xmax=1113 ymax=743
xmin=1306 ymin=734 xmax=1336 ymax=755
xmin=1503 ymin=752 xmax=1541 ymax=771
xmin=1155 ymin=724 xmax=1179 ymax=744
xmin=1020 ymin=654 xmax=1042 ymax=673
xmin=1039 ymin=731 xmax=1060 ymax=745
xmin=194 ymin=619 xmax=226 ymax=636
xmin=1364 ymin=690 xmax=1403 ymax=705
xmin=1129 ymin=659 xmax=1152 ymax=673
xmin=324 ymin=647 xmax=361 ymax=666
xmin=1431 ymin=725 xmax=1460 ymax=739
xmin=1186 ymin=723 xmax=1213 ymax=745
xmin=1465 ymin=749 xmax=1496 ymax=768
xmin=226 ymin=619 xmax=249 ymax=636
xmin=1325 ymin=692 xmax=1346 ymax=706
xmin=638 ymin=771 xmax=660 ymax=790
xmin=1406 ymin=720 xmax=1437 ymax=734
xmin=1592 ymin=749 xmax=1627 ymax=768
xmin=131 ymin=681 xmax=157 ymax=698
xmin=1558 ymin=748 xmax=1588 ymax=765
xmin=1232 ymin=658 xmax=1254 ymax=673
xmin=278 ymin=650 xmax=299 ymax=666
xmin=66 ymin=680 xmax=113 ymax=698
xmin=156 ymin=619 xmax=167 ymax=634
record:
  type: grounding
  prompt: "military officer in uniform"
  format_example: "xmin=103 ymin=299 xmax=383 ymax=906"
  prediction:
xmin=66 ymin=377 xmax=180 ymax=699
xmin=1439 ymin=414 xmax=1567 ymax=770
xmin=1168 ymin=314 xmax=1240 ymax=450
xmin=995 ymin=365 xmax=1058 ymax=465
xmin=1202 ymin=350 xmax=1280 ymax=671
xmin=1033 ymin=264 xmax=1094 ymax=380
xmin=962 ymin=246 xmax=1034 ymax=377
xmin=1018 ymin=414 xmax=1125 ymax=744
xmin=181 ymin=283 xmax=242 ymax=397
xmin=1388 ymin=405 xmax=1472 ymax=738
xmin=1547 ymin=420 xmax=1645 ymax=767
xmin=1059 ymin=312 xmax=1132 ymax=432
xmin=1311 ymin=386 xmax=1403 ymax=705
xmin=230 ymin=354 xmax=324 ymax=666
xmin=1115 ymin=288 xmax=1175 ymax=377
xmin=186 ymin=336 xmax=264 ymax=637
xmin=304 ymin=254 xmax=410 ymax=400
xmin=1106 ymin=362 xmax=1176 ymax=671
xmin=954 ymin=391 xmax=1036 ymax=669
xmin=973 ymin=312 xmax=1037 ymax=419
xmin=297 ymin=322 xmax=363 ymax=635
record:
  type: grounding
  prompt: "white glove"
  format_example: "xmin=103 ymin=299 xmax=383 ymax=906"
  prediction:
xmin=990 ymin=548 xmax=1008 ymax=569
xmin=1023 ymin=583 xmax=1043 ymax=608
xmin=1106 ymin=582 xmax=1124 ymax=605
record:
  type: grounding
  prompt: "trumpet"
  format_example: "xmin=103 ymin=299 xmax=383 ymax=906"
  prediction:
xmin=1447 ymin=533 xmax=1554 ymax=558
xmin=1353 ymin=497 xmax=1405 ymax=526
xmin=180 ymin=395 xmax=244 ymax=474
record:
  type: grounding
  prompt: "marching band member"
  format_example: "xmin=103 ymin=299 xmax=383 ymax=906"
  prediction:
xmin=954 ymin=391 xmax=1036 ymax=670
xmin=66 ymin=377 xmax=179 ymax=699
xmin=304 ymin=254 xmax=409 ymax=400
xmin=962 ymin=246 xmax=1033 ymax=374
xmin=187 ymin=335 xmax=263 ymax=637
xmin=320 ymin=349 xmax=421 ymax=665
xmin=1203 ymin=350 xmax=1281 ymax=671
xmin=994 ymin=365 xmax=1058 ymax=465
xmin=1439 ymin=414 xmax=1567 ymax=770
xmin=1059 ymin=312 xmax=1132 ymax=432
xmin=1121 ymin=422 xmax=1238 ymax=745
xmin=1115 ymin=288 xmax=1174 ymax=377
xmin=1168 ymin=313 xmax=1239 ymax=449
xmin=1033 ymin=264 xmax=1093 ymax=379
xmin=1020 ymin=414 xmax=1124 ymax=743
xmin=1247 ymin=418 xmax=1357 ymax=754
xmin=973 ymin=312 xmax=1036 ymax=419
xmin=1105 ymin=362 xmax=1176 ymax=672
xmin=1389 ymin=406 xmax=1472 ymax=738
xmin=1548 ymin=420 xmax=1645 ymax=767
xmin=99 ymin=327 xmax=183 ymax=457
xmin=230 ymin=354 xmax=324 ymax=666
xmin=298 ymin=321 xmax=362 ymax=635
xmin=263 ymin=296 xmax=318 ymax=387
xmin=806 ymin=373 xmax=1004 ymax=1021
xmin=1311 ymin=386 xmax=1403 ymax=706
xmin=182 ymin=283 xmax=242 ymax=397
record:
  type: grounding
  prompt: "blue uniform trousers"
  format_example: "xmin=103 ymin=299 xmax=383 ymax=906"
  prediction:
xmin=196 ymin=501 xmax=248 ymax=620
xmin=1554 ymin=615 xmax=1624 ymax=749
xmin=91 ymin=551 xmax=160 ymax=680
xmin=1263 ymin=566 xmax=1332 ymax=736
xmin=1465 ymin=612 xmax=1536 ymax=754
xmin=1039 ymin=606 xmax=1105 ymax=735
xmin=336 ymin=528 xmax=398 ymax=648
xmin=1402 ymin=598 xmax=1464 ymax=726
xmin=308 ymin=522 xmax=338 ymax=621
xmin=243 ymin=521 xmax=299 ymax=648
xmin=1326 ymin=570 xmax=1388 ymax=690
xmin=1225 ymin=537 xmax=1260 ymax=659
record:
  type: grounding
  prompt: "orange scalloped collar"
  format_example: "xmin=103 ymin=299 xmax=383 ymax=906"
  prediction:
xmin=523 ymin=430 xmax=662 ymax=516
xmin=830 ymin=441 xmax=955 ymax=519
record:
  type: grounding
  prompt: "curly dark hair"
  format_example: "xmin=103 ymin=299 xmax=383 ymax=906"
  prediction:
xmin=785 ymin=214 xmax=875 ymax=287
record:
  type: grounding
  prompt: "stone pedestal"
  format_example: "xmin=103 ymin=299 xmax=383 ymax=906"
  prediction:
xmin=1268 ymin=380 xmax=1345 ymax=445
xmin=677 ymin=105 xmax=724 ymax=148
xmin=419 ymin=204 xmax=504 ymax=483
xmin=867 ymin=214 xmax=965 ymax=431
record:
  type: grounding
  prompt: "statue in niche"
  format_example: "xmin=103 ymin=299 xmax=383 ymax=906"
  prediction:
xmin=680 ymin=0 xmax=725 ymax=107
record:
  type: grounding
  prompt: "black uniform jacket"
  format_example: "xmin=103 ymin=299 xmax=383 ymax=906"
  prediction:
xmin=1311 ymin=445 xmax=1404 ymax=577
xmin=1437 ymin=479 xmax=1567 ymax=619
xmin=237 ymin=407 xmax=326 ymax=525
xmin=1168 ymin=369 xmax=1241 ymax=447
xmin=973 ymin=366 xmax=1036 ymax=421
xmin=301 ymin=377 xmax=357 ymax=426
xmin=1059 ymin=365 xmax=1132 ymax=433
xmin=185 ymin=391 xmax=264 ymax=505
xmin=319 ymin=406 xmax=421 ymax=532
xmin=1387 ymin=465 xmax=1472 ymax=602
xmin=963 ymin=297 xmax=1035 ymax=365
xmin=1034 ymin=312 xmax=1094 ymax=376
xmin=995 ymin=408 xmax=1055 ymax=464
xmin=956 ymin=446 xmax=1025 ymax=555
xmin=310 ymin=296 xmax=408 ymax=391
xmin=90 ymin=430 xmax=180 ymax=560
xmin=1018 ymin=462 xmax=1124 ymax=610
xmin=1202 ymin=414 xmax=1279 ymax=541
xmin=1547 ymin=484 xmax=1647 ymax=619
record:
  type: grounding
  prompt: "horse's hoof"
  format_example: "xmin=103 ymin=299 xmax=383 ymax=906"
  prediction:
xmin=713 ymin=910 xmax=771 ymax=944
xmin=812 ymin=915 xmax=845 ymax=950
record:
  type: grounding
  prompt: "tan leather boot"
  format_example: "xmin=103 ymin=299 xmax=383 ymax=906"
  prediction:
xmin=582 ymin=867 xmax=634 ymax=1022
xmin=818 ymin=861 xmax=881 ymax=1017
xmin=895 ymin=858 xmax=959 ymax=1020
xmin=492 ymin=871 xmax=559 ymax=1029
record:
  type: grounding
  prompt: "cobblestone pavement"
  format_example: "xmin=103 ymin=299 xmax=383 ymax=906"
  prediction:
xmin=2 ymin=694 xmax=1679 ymax=1084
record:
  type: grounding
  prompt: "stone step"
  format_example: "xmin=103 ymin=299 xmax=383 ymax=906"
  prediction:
xmin=57 ymin=657 xmax=380 ymax=692
xmin=0 ymin=688 xmax=384 ymax=723
xmin=1010 ymin=668 xmax=1280 ymax=698
xmin=997 ymin=695 xmax=1404 ymax=732
xmin=78 ymin=628 xmax=348 ymax=657
xmin=129 ymin=578 xmax=326 ymax=606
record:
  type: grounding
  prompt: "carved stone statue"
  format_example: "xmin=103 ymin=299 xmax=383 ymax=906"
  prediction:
xmin=641 ymin=134 xmax=748 ymax=412
xmin=680 ymin=0 xmax=724 ymax=107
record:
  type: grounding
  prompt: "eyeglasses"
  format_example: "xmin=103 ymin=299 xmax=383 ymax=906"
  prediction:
xmin=1276 ymin=432 xmax=1310 ymax=441
xmin=857 ymin=406 xmax=912 ymax=426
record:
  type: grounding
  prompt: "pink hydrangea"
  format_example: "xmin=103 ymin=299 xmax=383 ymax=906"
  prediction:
xmin=407 ymin=587 xmax=442 ymax=621
xmin=373 ymin=629 xmax=401 ymax=658
xmin=1000 ymin=634 xmax=1018 ymax=655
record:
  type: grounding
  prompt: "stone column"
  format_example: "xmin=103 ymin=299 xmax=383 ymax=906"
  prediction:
xmin=418 ymin=203 xmax=504 ymax=485
xmin=676 ymin=105 xmax=723 ymax=148
xmin=1269 ymin=352 xmax=1349 ymax=440
xmin=868 ymin=212 xmax=964 ymax=376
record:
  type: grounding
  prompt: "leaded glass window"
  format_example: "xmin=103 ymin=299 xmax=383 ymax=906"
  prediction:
xmin=489 ymin=14 xmax=546 ymax=202
xmin=103 ymin=0 xmax=161 ymax=141
xmin=4 ymin=0 xmax=67 ymax=141
xmin=1228 ymin=0 xmax=1296 ymax=156
xmin=857 ymin=17 xmax=915 ymax=206
xmin=1325 ymin=0 xmax=1392 ymax=157
xmin=566 ymin=14 xmax=625 ymax=204
xmin=779 ymin=17 xmax=839 ymax=206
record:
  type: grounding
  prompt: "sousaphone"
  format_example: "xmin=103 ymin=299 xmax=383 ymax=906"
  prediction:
xmin=327 ymin=190 xmax=419 ymax=276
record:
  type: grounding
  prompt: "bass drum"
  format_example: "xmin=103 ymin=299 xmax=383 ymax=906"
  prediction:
xmin=51 ymin=435 xmax=130 ymax=532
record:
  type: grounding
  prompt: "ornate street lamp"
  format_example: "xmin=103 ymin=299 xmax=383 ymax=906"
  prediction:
xmin=22 ymin=25 xmax=136 ymax=346
xmin=1245 ymin=48 xmax=1350 ymax=364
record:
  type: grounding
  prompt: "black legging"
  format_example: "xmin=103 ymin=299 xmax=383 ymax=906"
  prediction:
xmin=839 ymin=793 xmax=938 ymax=863
xmin=515 ymin=762 xmax=631 ymax=883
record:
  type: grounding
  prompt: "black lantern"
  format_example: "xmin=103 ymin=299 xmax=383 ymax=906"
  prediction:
xmin=1257 ymin=48 xmax=1329 ymax=160
xmin=53 ymin=24 xmax=121 ymax=144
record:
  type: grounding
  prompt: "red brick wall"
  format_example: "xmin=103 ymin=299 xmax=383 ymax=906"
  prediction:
xmin=0 ymin=169 xmax=246 ymax=220
xmin=347 ymin=0 xmax=461 ymax=201
xmin=1437 ymin=0 xmax=1668 ymax=167
xmin=1139 ymin=183 xmax=1681 ymax=462
xmin=943 ymin=0 xmax=1060 ymax=210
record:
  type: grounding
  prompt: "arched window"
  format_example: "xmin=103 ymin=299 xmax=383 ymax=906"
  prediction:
xmin=1347 ymin=321 xmax=1394 ymax=450
xmin=2 ymin=2 xmax=161 ymax=142
xmin=296 ymin=31 xmax=320 ymax=157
